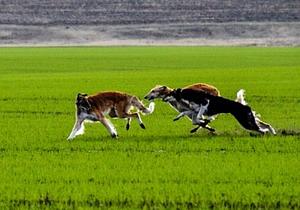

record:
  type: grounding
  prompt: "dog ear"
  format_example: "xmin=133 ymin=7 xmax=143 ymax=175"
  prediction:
xmin=171 ymin=88 xmax=182 ymax=99
xmin=76 ymin=93 xmax=89 ymax=105
xmin=76 ymin=94 xmax=92 ymax=110
xmin=156 ymin=85 xmax=167 ymax=90
xmin=174 ymin=88 xmax=182 ymax=95
xmin=77 ymin=93 xmax=88 ymax=99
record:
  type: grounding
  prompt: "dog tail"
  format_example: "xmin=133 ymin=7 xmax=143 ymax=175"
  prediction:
xmin=234 ymin=89 xmax=276 ymax=135
xmin=146 ymin=102 xmax=155 ymax=114
xmin=236 ymin=89 xmax=247 ymax=105
xmin=131 ymin=96 xmax=155 ymax=114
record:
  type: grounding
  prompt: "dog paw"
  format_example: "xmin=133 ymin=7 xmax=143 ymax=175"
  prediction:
xmin=111 ymin=133 xmax=118 ymax=138
xmin=140 ymin=123 xmax=146 ymax=129
xmin=126 ymin=124 xmax=130 ymax=130
xmin=173 ymin=117 xmax=179 ymax=121
xmin=190 ymin=128 xmax=198 ymax=133
xmin=190 ymin=127 xmax=199 ymax=133
xmin=67 ymin=136 xmax=74 ymax=141
xmin=208 ymin=128 xmax=215 ymax=132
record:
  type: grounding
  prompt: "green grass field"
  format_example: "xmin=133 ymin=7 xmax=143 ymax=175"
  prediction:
xmin=0 ymin=47 xmax=299 ymax=209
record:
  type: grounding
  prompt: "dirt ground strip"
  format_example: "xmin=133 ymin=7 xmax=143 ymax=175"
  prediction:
xmin=1 ymin=22 xmax=300 ymax=46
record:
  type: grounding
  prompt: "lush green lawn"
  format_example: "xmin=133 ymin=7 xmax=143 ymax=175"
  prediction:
xmin=0 ymin=47 xmax=299 ymax=209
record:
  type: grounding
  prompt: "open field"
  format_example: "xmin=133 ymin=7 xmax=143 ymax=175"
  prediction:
xmin=0 ymin=47 xmax=300 ymax=209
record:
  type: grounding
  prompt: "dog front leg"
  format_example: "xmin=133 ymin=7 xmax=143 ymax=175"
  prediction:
xmin=99 ymin=117 xmax=118 ymax=138
xmin=191 ymin=114 xmax=215 ymax=133
xmin=196 ymin=100 xmax=210 ymax=120
xmin=192 ymin=114 xmax=206 ymax=125
xmin=173 ymin=110 xmax=193 ymax=121
xmin=67 ymin=118 xmax=84 ymax=140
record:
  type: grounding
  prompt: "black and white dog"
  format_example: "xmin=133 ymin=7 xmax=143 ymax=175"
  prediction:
xmin=144 ymin=84 xmax=220 ymax=133
xmin=164 ymin=88 xmax=276 ymax=134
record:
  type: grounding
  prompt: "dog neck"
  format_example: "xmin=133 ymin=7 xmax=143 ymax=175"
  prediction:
xmin=163 ymin=88 xmax=188 ymax=111
xmin=160 ymin=87 xmax=173 ymax=100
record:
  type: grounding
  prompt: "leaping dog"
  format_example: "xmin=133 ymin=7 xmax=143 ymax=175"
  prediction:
xmin=68 ymin=91 xmax=155 ymax=140
xmin=144 ymin=83 xmax=220 ymax=133
xmin=165 ymin=88 xmax=276 ymax=134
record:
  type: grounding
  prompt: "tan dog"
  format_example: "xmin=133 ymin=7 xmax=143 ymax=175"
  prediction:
xmin=144 ymin=83 xmax=220 ymax=133
xmin=144 ymin=83 xmax=220 ymax=101
xmin=68 ymin=91 xmax=155 ymax=140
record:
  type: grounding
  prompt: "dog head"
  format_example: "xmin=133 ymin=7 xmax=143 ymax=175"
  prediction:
xmin=76 ymin=93 xmax=91 ymax=113
xmin=144 ymin=85 xmax=172 ymax=101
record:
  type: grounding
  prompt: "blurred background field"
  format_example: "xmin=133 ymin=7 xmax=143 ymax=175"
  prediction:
xmin=1 ymin=0 xmax=300 ymax=46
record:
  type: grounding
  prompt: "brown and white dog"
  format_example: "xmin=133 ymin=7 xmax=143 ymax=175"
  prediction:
xmin=144 ymin=83 xmax=220 ymax=133
xmin=67 ymin=91 xmax=155 ymax=140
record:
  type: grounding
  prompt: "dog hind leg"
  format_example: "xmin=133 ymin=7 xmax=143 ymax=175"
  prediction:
xmin=126 ymin=118 xmax=131 ymax=130
xmin=255 ymin=118 xmax=276 ymax=135
xmin=121 ymin=103 xmax=146 ymax=129
xmin=124 ymin=112 xmax=146 ymax=129
xmin=98 ymin=116 xmax=118 ymax=138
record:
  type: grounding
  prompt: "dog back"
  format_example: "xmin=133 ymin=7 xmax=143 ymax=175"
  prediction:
xmin=174 ymin=89 xmax=246 ymax=115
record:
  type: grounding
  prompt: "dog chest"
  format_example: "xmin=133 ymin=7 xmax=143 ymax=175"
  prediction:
xmin=79 ymin=112 xmax=98 ymax=121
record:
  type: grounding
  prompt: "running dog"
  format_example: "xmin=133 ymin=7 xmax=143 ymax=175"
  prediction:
xmin=67 ymin=91 xmax=155 ymax=140
xmin=144 ymin=83 xmax=220 ymax=133
xmin=165 ymin=88 xmax=276 ymax=134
